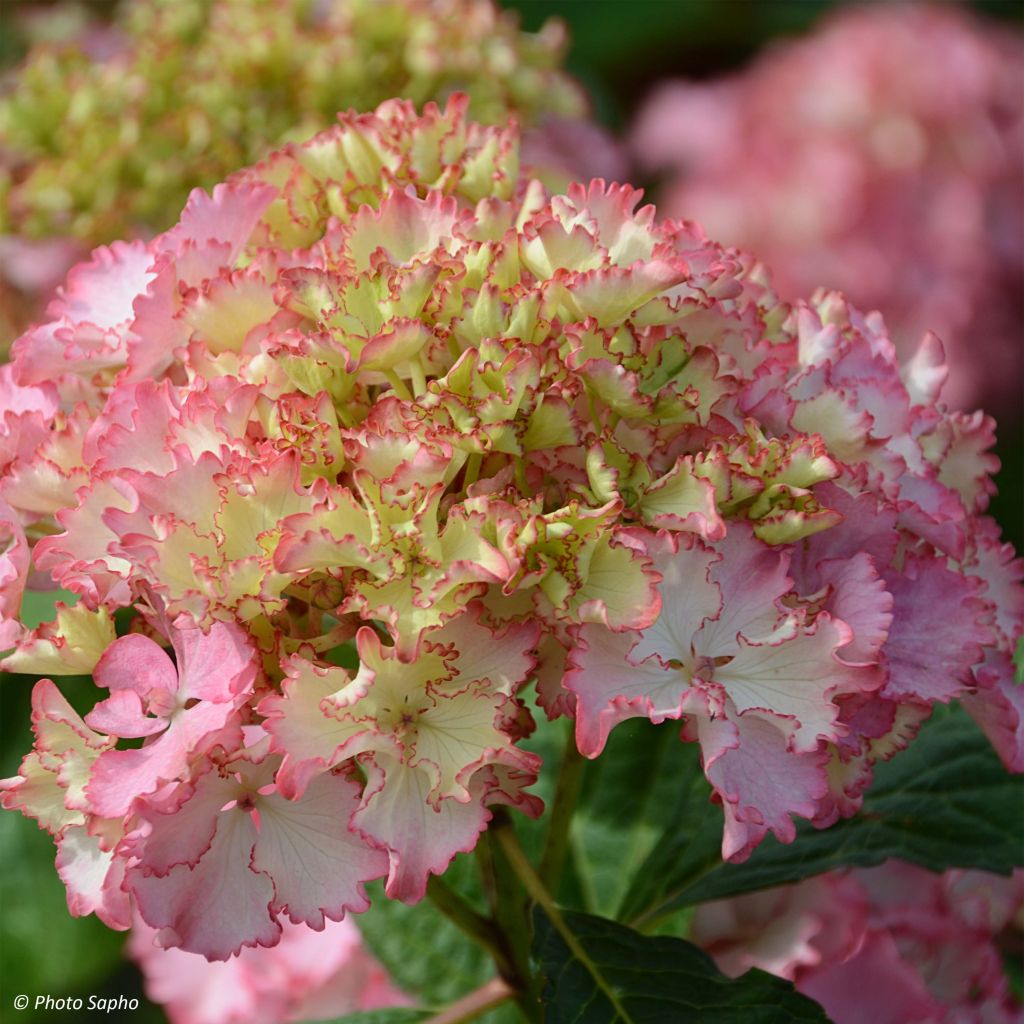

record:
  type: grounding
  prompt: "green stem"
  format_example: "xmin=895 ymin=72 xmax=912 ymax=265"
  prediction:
xmin=494 ymin=814 xmax=633 ymax=1024
xmin=384 ymin=369 xmax=413 ymax=400
xmin=475 ymin=822 xmax=499 ymax=915
xmin=410 ymin=356 xmax=428 ymax=398
xmin=513 ymin=457 xmax=529 ymax=495
xmin=426 ymin=876 xmax=514 ymax=982
xmin=481 ymin=825 xmax=544 ymax=1022
xmin=538 ymin=723 xmax=586 ymax=892
xmin=463 ymin=452 xmax=483 ymax=491
xmin=280 ymin=620 xmax=353 ymax=654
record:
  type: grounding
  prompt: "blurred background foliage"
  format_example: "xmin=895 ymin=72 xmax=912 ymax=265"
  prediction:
xmin=1 ymin=1 xmax=1020 ymax=1021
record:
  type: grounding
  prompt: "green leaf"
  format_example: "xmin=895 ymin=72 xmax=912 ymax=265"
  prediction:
xmin=620 ymin=705 xmax=1024 ymax=927
xmin=355 ymin=871 xmax=521 ymax=1024
xmin=355 ymin=854 xmax=496 ymax=1010
xmin=0 ymin=813 xmax=128 ymax=999
xmin=1 ymin=588 xmax=80 ymax=660
xmin=326 ymin=640 xmax=361 ymax=671
xmin=18 ymin=587 xmax=79 ymax=629
xmin=532 ymin=906 xmax=831 ymax=1023
xmin=568 ymin=719 xmax=701 ymax=916
xmin=301 ymin=1011 xmax=430 ymax=1024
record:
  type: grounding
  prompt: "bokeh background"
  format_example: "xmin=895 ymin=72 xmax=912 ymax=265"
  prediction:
xmin=1 ymin=2 xmax=1020 ymax=1021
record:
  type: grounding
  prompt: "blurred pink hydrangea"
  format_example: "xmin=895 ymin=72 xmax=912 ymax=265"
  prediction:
xmin=631 ymin=3 xmax=1024 ymax=415
xmin=129 ymin=915 xmax=409 ymax=1024
xmin=693 ymin=862 xmax=1024 ymax=1024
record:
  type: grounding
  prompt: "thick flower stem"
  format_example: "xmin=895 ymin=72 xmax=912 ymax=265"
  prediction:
xmin=480 ymin=823 xmax=544 ymax=1022
xmin=539 ymin=724 xmax=587 ymax=892
xmin=426 ymin=875 xmax=515 ymax=983
xmin=475 ymin=822 xmax=500 ymax=914
xmin=493 ymin=812 xmax=632 ymax=1024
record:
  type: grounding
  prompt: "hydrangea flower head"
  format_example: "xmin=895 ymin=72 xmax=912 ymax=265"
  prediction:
xmin=630 ymin=3 xmax=1024 ymax=414
xmin=1 ymin=96 xmax=1019 ymax=965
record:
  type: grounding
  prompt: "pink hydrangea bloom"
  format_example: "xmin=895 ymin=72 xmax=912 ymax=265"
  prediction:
xmin=129 ymin=914 xmax=409 ymax=1024
xmin=0 ymin=95 xmax=1018 ymax=963
xmin=631 ymin=4 xmax=1024 ymax=415
xmin=693 ymin=862 xmax=1024 ymax=1024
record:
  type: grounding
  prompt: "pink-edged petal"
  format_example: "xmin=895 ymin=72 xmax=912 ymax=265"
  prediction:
xmin=31 ymin=677 xmax=113 ymax=755
xmin=259 ymin=658 xmax=377 ymax=800
xmin=962 ymin=651 xmax=1024 ymax=773
xmin=0 ymin=499 xmax=29 ymax=649
xmin=816 ymin=553 xmax=894 ymax=665
xmin=32 ymin=474 xmax=136 ymax=607
xmin=12 ymin=250 xmax=147 ymax=387
xmin=85 ymin=689 xmax=169 ymax=739
xmin=881 ymin=554 xmax=991 ymax=703
xmin=557 ymin=258 xmax=691 ymax=324
xmin=49 ymin=239 xmax=155 ymax=331
xmin=425 ymin=605 xmax=540 ymax=695
xmin=129 ymin=809 xmax=279 ymax=961
xmin=157 ymin=182 xmax=277 ymax=262
xmin=1 ymin=753 xmax=83 ymax=834
xmin=87 ymin=705 xmax=242 ymax=817
xmin=342 ymin=189 xmax=463 ymax=274
xmin=172 ymin=620 xmax=259 ymax=703
xmin=695 ymin=713 xmax=830 ymax=862
xmin=1 ymin=603 xmax=117 ymax=676
xmin=93 ymin=633 xmax=177 ymax=698
xmin=2 ymin=679 xmax=115 ymax=832
xmin=0 ymin=362 xmax=57 ymax=470
xmin=639 ymin=459 xmax=726 ymax=540
xmin=254 ymin=773 xmax=388 ymax=928
xmin=629 ymin=533 xmax=721 ymax=665
xmin=131 ymin=770 xmax=240 ymax=876
xmin=55 ymin=824 xmax=132 ymax=930
xmin=565 ymin=624 xmax=692 ymax=757
xmin=352 ymin=754 xmax=490 ymax=903
xmin=574 ymin=530 xmax=663 ymax=632
xmin=698 ymin=525 xmax=792 ymax=656
xmin=715 ymin=614 xmax=874 ymax=751
xmin=964 ymin=519 xmax=1024 ymax=652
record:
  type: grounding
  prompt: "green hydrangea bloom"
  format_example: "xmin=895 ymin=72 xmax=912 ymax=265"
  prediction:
xmin=0 ymin=0 xmax=584 ymax=246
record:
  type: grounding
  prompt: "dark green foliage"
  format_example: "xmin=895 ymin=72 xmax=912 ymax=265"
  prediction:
xmin=532 ymin=906 xmax=831 ymax=1023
